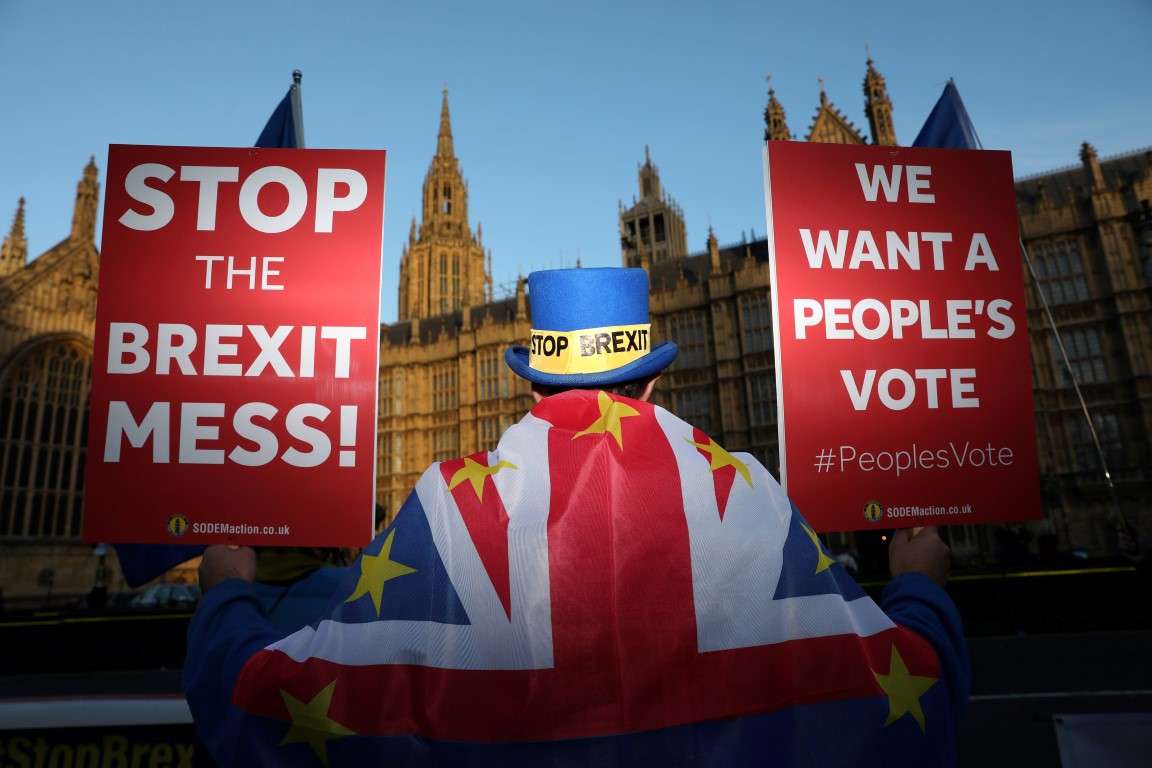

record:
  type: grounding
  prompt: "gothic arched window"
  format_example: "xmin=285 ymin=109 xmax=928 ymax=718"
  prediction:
xmin=0 ymin=337 xmax=92 ymax=540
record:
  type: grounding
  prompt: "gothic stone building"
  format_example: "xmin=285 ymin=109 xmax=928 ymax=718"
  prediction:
xmin=3 ymin=62 xmax=1150 ymax=602
xmin=0 ymin=161 xmax=102 ymax=604
xmin=1017 ymin=144 xmax=1152 ymax=559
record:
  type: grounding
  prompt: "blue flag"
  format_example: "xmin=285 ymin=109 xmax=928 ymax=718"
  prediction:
xmin=256 ymin=70 xmax=306 ymax=149
xmin=912 ymin=80 xmax=980 ymax=150
xmin=114 ymin=72 xmax=308 ymax=589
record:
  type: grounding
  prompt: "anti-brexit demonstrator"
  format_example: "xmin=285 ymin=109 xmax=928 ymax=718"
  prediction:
xmin=83 ymin=145 xmax=386 ymax=549
xmin=764 ymin=141 xmax=1040 ymax=533
xmin=185 ymin=267 xmax=968 ymax=767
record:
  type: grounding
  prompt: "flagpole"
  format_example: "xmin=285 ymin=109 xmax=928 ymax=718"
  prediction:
xmin=291 ymin=70 xmax=306 ymax=149
xmin=1018 ymin=238 xmax=1129 ymax=537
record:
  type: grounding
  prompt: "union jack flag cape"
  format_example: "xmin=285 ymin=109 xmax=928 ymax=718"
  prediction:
xmin=185 ymin=390 xmax=969 ymax=766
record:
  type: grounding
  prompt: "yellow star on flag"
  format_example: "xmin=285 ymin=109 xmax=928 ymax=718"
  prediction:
xmin=685 ymin=436 xmax=753 ymax=488
xmin=573 ymin=390 xmax=639 ymax=449
xmin=872 ymin=645 xmax=939 ymax=732
xmin=345 ymin=529 xmax=417 ymax=616
xmin=279 ymin=680 xmax=355 ymax=768
xmin=448 ymin=457 xmax=519 ymax=501
xmin=801 ymin=522 xmax=838 ymax=574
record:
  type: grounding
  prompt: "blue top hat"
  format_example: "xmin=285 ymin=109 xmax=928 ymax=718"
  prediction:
xmin=505 ymin=268 xmax=678 ymax=387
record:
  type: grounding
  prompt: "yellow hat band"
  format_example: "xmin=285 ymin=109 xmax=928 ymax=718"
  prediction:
xmin=529 ymin=324 xmax=651 ymax=375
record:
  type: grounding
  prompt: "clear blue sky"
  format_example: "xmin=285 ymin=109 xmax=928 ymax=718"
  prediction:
xmin=3 ymin=0 xmax=1149 ymax=323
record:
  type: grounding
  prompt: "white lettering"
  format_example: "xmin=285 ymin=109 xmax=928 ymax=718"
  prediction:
xmin=179 ymin=402 xmax=225 ymax=464
xmin=965 ymin=233 xmax=999 ymax=271
xmin=849 ymin=230 xmax=883 ymax=269
xmin=246 ymin=325 xmax=295 ymax=377
xmin=105 ymin=323 xmax=368 ymax=378
xmin=203 ymin=325 xmax=243 ymax=376
xmin=800 ymin=229 xmax=955 ymax=270
xmin=840 ymin=368 xmax=980 ymax=410
xmin=230 ymin=402 xmax=280 ymax=466
xmin=102 ymin=401 xmax=355 ymax=466
xmin=852 ymin=298 xmax=890 ymax=340
xmin=854 ymin=163 xmax=902 ymax=202
xmin=853 ymin=164 xmax=934 ymax=203
xmin=179 ymin=166 xmax=240 ymax=230
xmin=105 ymin=401 xmax=170 ymax=462
xmin=891 ymin=299 xmax=919 ymax=339
xmin=157 ymin=323 xmax=197 ymax=375
xmin=238 ymin=166 xmax=308 ymax=233
xmin=261 ymin=256 xmax=285 ymax=290
xmin=282 ymin=404 xmax=332 ymax=467
xmin=315 ymin=168 xmax=369 ymax=232
xmin=987 ymin=299 xmax=1015 ymax=338
xmin=118 ymin=163 xmax=369 ymax=233
xmin=922 ymin=232 xmax=953 ymax=270
xmin=841 ymin=369 xmax=875 ymax=410
xmin=906 ymin=166 xmax=935 ymax=203
xmin=321 ymin=326 xmax=368 ymax=378
xmin=950 ymin=368 xmax=980 ymax=408
xmin=799 ymin=229 xmax=848 ymax=268
xmin=195 ymin=255 xmax=225 ymax=288
xmin=119 ymin=164 xmax=176 ymax=231
xmin=886 ymin=231 xmax=920 ymax=270
xmin=793 ymin=298 xmax=1012 ymax=341
xmin=108 ymin=322 xmax=150 ymax=374
xmin=793 ymin=298 xmax=823 ymax=340
xmin=946 ymin=300 xmax=976 ymax=339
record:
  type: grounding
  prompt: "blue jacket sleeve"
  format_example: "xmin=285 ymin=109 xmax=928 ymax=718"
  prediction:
xmin=183 ymin=579 xmax=285 ymax=762
xmin=880 ymin=572 xmax=970 ymax=724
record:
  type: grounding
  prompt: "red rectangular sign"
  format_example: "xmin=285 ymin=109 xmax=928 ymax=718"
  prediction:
xmin=83 ymin=144 xmax=386 ymax=546
xmin=763 ymin=141 xmax=1040 ymax=531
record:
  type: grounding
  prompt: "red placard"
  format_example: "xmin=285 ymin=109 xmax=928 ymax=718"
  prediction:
xmin=763 ymin=141 xmax=1040 ymax=532
xmin=83 ymin=145 xmax=386 ymax=546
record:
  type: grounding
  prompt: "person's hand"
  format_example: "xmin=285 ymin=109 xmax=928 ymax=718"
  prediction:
xmin=198 ymin=545 xmax=257 ymax=593
xmin=889 ymin=526 xmax=950 ymax=587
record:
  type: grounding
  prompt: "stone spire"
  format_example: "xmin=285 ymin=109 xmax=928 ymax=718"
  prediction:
xmin=420 ymin=86 xmax=466 ymax=231
xmin=763 ymin=75 xmax=791 ymax=141
xmin=863 ymin=53 xmax=897 ymax=146
xmin=619 ymin=147 xmax=688 ymax=267
xmin=71 ymin=157 xmax=100 ymax=243
xmin=638 ymin=145 xmax=662 ymax=200
xmin=1080 ymin=142 xmax=1105 ymax=188
xmin=397 ymin=87 xmax=490 ymax=320
xmin=486 ymin=251 xmax=493 ymax=302
xmin=437 ymin=84 xmax=455 ymax=161
xmin=1 ymin=197 xmax=28 ymax=276
xmin=708 ymin=225 xmax=721 ymax=272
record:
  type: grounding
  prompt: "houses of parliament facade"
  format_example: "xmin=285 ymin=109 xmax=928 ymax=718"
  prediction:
xmin=3 ymin=59 xmax=1150 ymax=600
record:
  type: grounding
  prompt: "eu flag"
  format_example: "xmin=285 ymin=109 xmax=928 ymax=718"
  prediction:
xmin=186 ymin=390 xmax=969 ymax=766
xmin=912 ymin=80 xmax=981 ymax=150
xmin=256 ymin=70 xmax=306 ymax=149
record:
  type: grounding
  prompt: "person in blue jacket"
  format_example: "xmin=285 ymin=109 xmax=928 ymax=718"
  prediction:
xmin=184 ymin=267 xmax=969 ymax=766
